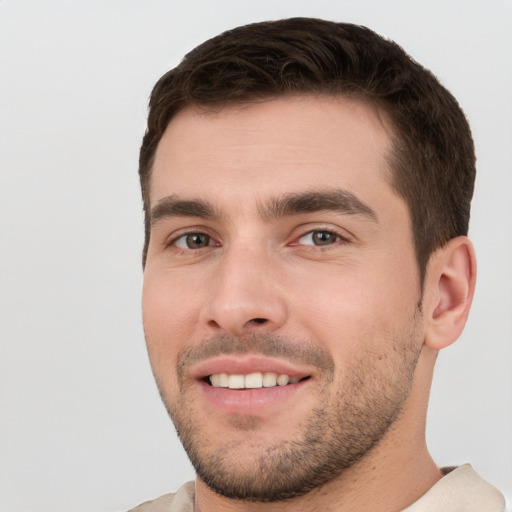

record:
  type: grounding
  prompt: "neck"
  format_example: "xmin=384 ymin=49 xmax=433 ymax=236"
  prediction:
xmin=194 ymin=348 xmax=441 ymax=512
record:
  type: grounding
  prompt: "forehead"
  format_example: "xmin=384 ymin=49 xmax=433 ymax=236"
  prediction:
xmin=150 ymin=95 xmax=396 ymax=211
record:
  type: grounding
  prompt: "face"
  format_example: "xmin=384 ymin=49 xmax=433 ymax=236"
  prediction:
xmin=142 ymin=96 xmax=426 ymax=501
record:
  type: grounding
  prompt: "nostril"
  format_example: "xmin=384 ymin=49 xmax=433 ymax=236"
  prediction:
xmin=251 ymin=318 xmax=268 ymax=324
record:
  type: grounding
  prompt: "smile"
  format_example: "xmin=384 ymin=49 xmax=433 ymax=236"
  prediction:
xmin=208 ymin=372 xmax=306 ymax=389
xmin=191 ymin=357 xmax=315 ymax=414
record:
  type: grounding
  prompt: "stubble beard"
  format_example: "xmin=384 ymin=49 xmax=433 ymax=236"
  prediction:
xmin=155 ymin=324 xmax=423 ymax=503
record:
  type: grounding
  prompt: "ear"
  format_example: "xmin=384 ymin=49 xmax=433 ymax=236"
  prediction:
xmin=423 ymin=236 xmax=476 ymax=351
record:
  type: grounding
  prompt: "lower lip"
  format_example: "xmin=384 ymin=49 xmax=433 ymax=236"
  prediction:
xmin=198 ymin=379 xmax=309 ymax=415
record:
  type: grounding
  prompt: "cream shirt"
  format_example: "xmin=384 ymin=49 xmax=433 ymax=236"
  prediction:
xmin=129 ymin=464 xmax=506 ymax=512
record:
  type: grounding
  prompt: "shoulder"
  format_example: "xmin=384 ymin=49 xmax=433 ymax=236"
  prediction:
xmin=403 ymin=465 xmax=506 ymax=512
xmin=128 ymin=481 xmax=195 ymax=512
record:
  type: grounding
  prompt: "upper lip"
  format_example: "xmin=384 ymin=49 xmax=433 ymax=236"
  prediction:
xmin=190 ymin=354 xmax=315 ymax=381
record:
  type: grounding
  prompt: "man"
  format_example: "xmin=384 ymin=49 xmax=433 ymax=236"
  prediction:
xmin=131 ymin=18 xmax=505 ymax=511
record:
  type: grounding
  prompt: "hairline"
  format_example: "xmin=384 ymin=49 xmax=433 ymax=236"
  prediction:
xmin=143 ymin=91 xmax=397 ymax=213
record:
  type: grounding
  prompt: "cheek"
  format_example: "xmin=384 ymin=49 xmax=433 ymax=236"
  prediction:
xmin=291 ymin=260 xmax=419 ymax=351
xmin=142 ymin=271 xmax=201 ymax=372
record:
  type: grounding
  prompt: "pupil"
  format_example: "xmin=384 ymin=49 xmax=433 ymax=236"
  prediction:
xmin=313 ymin=231 xmax=335 ymax=245
xmin=187 ymin=233 xmax=209 ymax=248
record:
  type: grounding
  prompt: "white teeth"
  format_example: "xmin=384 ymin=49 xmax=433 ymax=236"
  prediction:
xmin=209 ymin=372 xmax=302 ymax=389
xmin=276 ymin=374 xmax=289 ymax=386
xmin=262 ymin=372 xmax=278 ymax=387
xmin=244 ymin=372 xmax=263 ymax=388
xmin=228 ymin=374 xmax=245 ymax=389
xmin=210 ymin=373 xmax=229 ymax=387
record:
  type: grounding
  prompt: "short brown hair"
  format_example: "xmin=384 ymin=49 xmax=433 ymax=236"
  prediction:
xmin=139 ymin=17 xmax=475 ymax=280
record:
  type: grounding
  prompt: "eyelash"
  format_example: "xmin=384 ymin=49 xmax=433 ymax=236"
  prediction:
xmin=166 ymin=231 xmax=217 ymax=252
xmin=166 ymin=227 xmax=350 ymax=254
xmin=293 ymin=227 xmax=351 ymax=249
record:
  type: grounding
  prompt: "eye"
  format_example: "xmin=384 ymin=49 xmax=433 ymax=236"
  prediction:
xmin=298 ymin=230 xmax=341 ymax=246
xmin=174 ymin=232 xmax=213 ymax=249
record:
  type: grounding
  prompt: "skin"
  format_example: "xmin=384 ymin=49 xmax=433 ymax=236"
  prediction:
xmin=142 ymin=95 xmax=476 ymax=511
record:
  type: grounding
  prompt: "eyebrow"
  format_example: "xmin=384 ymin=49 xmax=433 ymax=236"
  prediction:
xmin=150 ymin=189 xmax=378 ymax=226
xmin=150 ymin=196 xmax=219 ymax=226
xmin=261 ymin=189 xmax=378 ymax=223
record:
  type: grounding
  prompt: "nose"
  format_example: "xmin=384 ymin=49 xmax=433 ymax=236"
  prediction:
xmin=200 ymin=243 xmax=288 ymax=335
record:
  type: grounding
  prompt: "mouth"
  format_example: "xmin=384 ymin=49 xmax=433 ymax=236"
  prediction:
xmin=206 ymin=372 xmax=310 ymax=389
xmin=189 ymin=356 xmax=315 ymax=414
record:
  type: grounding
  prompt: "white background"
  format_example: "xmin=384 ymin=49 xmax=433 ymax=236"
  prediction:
xmin=0 ymin=1 xmax=511 ymax=511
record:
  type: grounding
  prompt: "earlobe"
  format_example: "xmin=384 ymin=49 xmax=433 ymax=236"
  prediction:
xmin=424 ymin=236 xmax=476 ymax=351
